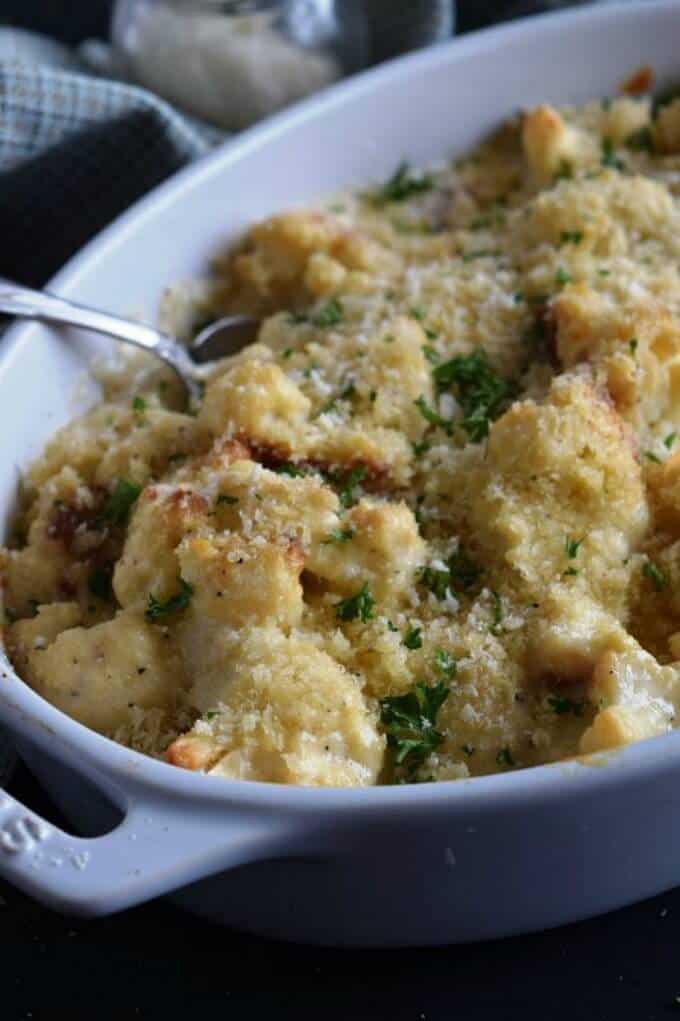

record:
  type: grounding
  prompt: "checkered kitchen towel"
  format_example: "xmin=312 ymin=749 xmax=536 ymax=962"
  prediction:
xmin=0 ymin=57 xmax=220 ymax=287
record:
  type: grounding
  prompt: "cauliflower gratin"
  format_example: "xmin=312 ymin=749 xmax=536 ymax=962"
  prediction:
xmin=7 ymin=89 xmax=680 ymax=787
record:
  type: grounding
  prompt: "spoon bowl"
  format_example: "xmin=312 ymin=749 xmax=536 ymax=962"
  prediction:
xmin=0 ymin=276 xmax=260 ymax=403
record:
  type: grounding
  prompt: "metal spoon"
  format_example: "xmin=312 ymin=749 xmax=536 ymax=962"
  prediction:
xmin=0 ymin=277 xmax=260 ymax=404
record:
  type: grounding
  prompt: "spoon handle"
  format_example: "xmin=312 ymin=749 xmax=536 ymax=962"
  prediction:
xmin=0 ymin=276 xmax=201 ymax=401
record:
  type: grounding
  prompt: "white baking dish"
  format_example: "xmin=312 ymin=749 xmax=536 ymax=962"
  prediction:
xmin=1 ymin=0 xmax=680 ymax=946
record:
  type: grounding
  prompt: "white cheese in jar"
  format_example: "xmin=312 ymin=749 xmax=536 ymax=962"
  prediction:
xmin=123 ymin=5 xmax=341 ymax=131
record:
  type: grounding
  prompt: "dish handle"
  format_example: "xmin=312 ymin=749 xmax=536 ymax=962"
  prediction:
xmin=0 ymin=783 xmax=295 ymax=917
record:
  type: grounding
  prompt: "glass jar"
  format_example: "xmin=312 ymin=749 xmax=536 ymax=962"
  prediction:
xmin=112 ymin=0 xmax=368 ymax=131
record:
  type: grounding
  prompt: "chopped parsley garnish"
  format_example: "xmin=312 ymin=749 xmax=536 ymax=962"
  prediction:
xmin=379 ymin=681 xmax=449 ymax=778
xmin=555 ymin=159 xmax=573 ymax=181
xmin=403 ymin=624 xmax=423 ymax=650
xmin=461 ymin=249 xmax=499 ymax=262
xmin=559 ymin=230 xmax=583 ymax=245
xmin=414 ymin=395 xmax=453 ymax=435
xmin=496 ymin=746 xmax=515 ymax=768
xmin=422 ymin=345 xmax=439 ymax=365
xmin=409 ymin=306 xmax=425 ymax=321
xmin=335 ymin=582 xmax=376 ymax=623
xmin=555 ymin=266 xmax=572 ymax=287
xmin=411 ymin=439 xmax=431 ymax=458
xmin=315 ymin=380 xmax=357 ymax=418
xmin=372 ymin=162 xmax=434 ymax=204
xmin=328 ymin=465 xmax=367 ymax=508
xmin=643 ymin=559 xmax=667 ymax=591
xmin=629 ymin=338 xmax=639 ymax=355
xmin=434 ymin=648 xmax=457 ymax=679
xmin=275 ymin=462 xmax=306 ymax=477
xmin=321 ymin=527 xmax=355 ymax=545
xmin=565 ymin=536 xmax=583 ymax=560
xmin=288 ymin=310 xmax=309 ymax=325
xmin=601 ymin=138 xmax=625 ymax=170
xmin=282 ymin=347 xmax=293 ymax=359
xmin=88 ymin=563 xmax=114 ymax=601
xmin=625 ymin=125 xmax=653 ymax=152
xmin=387 ymin=620 xmax=399 ymax=633
xmin=418 ymin=545 xmax=481 ymax=601
xmin=548 ymin=694 xmax=587 ymax=717
xmin=101 ymin=478 xmax=141 ymax=526
xmin=665 ymin=432 xmax=677 ymax=449
xmin=132 ymin=396 xmax=147 ymax=412
xmin=145 ymin=578 xmax=194 ymax=622
xmin=313 ymin=298 xmax=343 ymax=328
xmin=645 ymin=451 xmax=662 ymax=464
xmin=433 ymin=349 xmax=515 ymax=443
xmin=418 ymin=565 xmax=452 ymax=601
xmin=206 ymin=710 xmax=220 ymax=720
xmin=216 ymin=494 xmax=239 ymax=506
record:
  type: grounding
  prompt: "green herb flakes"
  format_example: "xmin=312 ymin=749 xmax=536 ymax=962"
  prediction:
xmin=335 ymin=582 xmax=376 ymax=623
xmin=275 ymin=462 xmax=306 ymax=477
xmin=559 ymin=230 xmax=583 ymax=246
xmin=433 ymin=349 xmax=515 ymax=443
xmin=321 ymin=528 xmax=355 ymax=545
xmin=665 ymin=432 xmax=677 ymax=449
xmin=101 ymin=478 xmax=141 ymax=526
xmin=403 ymin=624 xmax=423 ymax=650
xmin=496 ymin=746 xmax=514 ymax=768
xmin=380 ymin=681 xmax=449 ymax=778
xmin=328 ymin=465 xmax=367 ymax=508
xmin=132 ymin=396 xmax=147 ymax=412
xmin=145 ymin=578 xmax=194 ymax=622
xmin=216 ymin=494 xmax=239 ymax=506
xmin=372 ymin=162 xmax=434 ymax=205
xmin=565 ymin=536 xmax=583 ymax=560
xmin=643 ymin=559 xmax=667 ymax=591
xmin=555 ymin=266 xmax=572 ymax=287
xmin=434 ymin=648 xmax=457 ymax=679
xmin=548 ymin=694 xmax=587 ymax=717
xmin=601 ymin=138 xmax=625 ymax=170
xmin=313 ymin=298 xmax=343 ymax=328
xmin=414 ymin=395 xmax=453 ymax=435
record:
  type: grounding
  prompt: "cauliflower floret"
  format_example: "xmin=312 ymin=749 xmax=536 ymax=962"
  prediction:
xmin=467 ymin=375 xmax=648 ymax=615
xmin=580 ymin=645 xmax=678 ymax=753
xmin=20 ymin=610 xmax=183 ymax=733
xmin=168 ymin=625 xmax=384 ymax=786
xmin=177 ymin=533 xmax=304 ymax=629
xmin=308 ymin=499 xmax=425 ymax=604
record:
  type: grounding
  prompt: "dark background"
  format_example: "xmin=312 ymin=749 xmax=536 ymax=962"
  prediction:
xmin=2 ymin=2 xmax=679 ymax=1019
